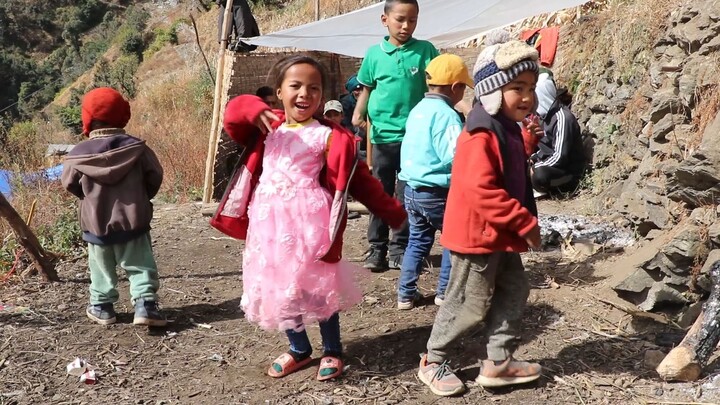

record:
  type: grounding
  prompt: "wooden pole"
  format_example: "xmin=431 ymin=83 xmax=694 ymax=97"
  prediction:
xmin=202 ymin=0 xmax=235 ymax=203
xmin=314 ymin=0 xmax=320 ymax=20
xmin=190 ymin=14 xmax=215 ymax=86
xmin=0 ymin=194 xmax=58 ymax=282
xmin=657 ymin=260 xmax=720 ymax=381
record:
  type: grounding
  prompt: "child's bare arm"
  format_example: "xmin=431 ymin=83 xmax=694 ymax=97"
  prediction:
xmin=352 ymin=87 xmax=371 ymax=129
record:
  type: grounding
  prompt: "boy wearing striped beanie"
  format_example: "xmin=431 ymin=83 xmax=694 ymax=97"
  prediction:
xmin=417 ymin=41 xmax=543 ymax=396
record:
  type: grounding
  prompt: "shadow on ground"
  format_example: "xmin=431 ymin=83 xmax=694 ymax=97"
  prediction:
xmin=163 ymin=297 xmax=244 ymax=333
xmin=343 ymin=302 xmax=563 ymax=379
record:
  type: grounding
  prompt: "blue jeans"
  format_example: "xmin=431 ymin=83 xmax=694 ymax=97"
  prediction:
xmin=397 ymin=186 xmax=452 ymax=301
xmin=285 ymin=313 xmax=342 ymax=356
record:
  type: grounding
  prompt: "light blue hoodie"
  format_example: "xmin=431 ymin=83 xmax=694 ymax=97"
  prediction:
xmin=399 ymin=93 xmax=463 ymax=189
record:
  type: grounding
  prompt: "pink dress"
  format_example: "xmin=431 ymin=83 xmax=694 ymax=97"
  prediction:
xmin=240 ymin=120 xmax=365 ymax=331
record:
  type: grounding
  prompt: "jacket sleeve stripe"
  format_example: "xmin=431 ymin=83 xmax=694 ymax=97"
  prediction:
xmin=535 ymin=109 xmax=566 ymax=168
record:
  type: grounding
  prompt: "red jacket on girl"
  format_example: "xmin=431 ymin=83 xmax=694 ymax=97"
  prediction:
xmin=211 ymin=95 xmax=406 ymax=263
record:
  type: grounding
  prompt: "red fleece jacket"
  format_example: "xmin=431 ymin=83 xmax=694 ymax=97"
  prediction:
xmin=440 ymin=126 xmax=538 ymax=255
xmin=212 ymin=95 xmax=406 ymax=263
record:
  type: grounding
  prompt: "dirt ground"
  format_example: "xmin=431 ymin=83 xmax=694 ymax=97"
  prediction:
xmin=1 ymin=200 xmax=719 ymax=405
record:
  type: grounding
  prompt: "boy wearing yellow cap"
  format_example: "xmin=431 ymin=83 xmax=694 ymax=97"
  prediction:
xmin=396 ymin=54 xmax=473 ymax=310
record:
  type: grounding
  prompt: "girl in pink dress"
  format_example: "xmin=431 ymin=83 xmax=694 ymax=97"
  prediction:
xmin=218 ymin=55 xmax=406 ymax=381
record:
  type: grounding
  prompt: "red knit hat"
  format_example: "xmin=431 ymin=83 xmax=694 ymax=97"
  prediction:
xmin=81 ymin=87 xmax=131 ymax=136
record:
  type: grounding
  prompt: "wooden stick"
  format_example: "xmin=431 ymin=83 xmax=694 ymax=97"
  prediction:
xmin=657 ymin=260 xmax=720 ymax=381
xmin=189 ymin=14 xmax=215 ymax=85
xmin=0 ymin=194 xmax=58 ymax=281
xmin=202 ymin=0 xmax=235 ymax=203
xmin=314 ymin=0 xmax=320 ymax=20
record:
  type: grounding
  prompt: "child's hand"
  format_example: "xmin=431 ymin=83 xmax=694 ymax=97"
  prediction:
xmin=352 ymin=116 xmax=367 ymax=129
xmin=524 ymin=225 xmax=541 ymax=249
xmin=522 ymin=115 xmax=544 ymax=139
xmin=255 ymin=110 xmax=280 ymax=133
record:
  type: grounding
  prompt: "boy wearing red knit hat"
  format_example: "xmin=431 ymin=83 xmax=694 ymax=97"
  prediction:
xmin=61 ymin=87 xmax=166 ymax=326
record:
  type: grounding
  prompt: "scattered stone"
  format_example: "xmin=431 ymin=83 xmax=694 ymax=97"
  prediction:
xmin=644 ymin=349 xmax=667 ymax=370
xmin=614 ymin=268 xmax=656 ymax=294
xmin=696 ymin=250 xmax=720 ymax=292
xmin=639 ymin=282 xmax=689 ymax=311
xmin=677 ymin=300 xmax=703 ymax=328
xmin=647 ymin=87 xmax=685 ymax=123
xmin=708 ymin=222 xmax=720 ymax=247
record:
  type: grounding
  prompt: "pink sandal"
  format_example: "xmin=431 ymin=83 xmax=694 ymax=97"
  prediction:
xmin=317 ymin=355 xmax=344 ymax=381
xmin=267 ymin=352 xmax=313 ymax=378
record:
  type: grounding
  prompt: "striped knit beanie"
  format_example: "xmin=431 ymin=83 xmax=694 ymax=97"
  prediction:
xmin=472 ymin=40 xmax=539 ymax=115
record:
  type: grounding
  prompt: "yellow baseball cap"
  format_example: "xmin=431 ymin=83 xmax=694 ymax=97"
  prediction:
xmin=425 ymin=54 xmax=474 ymax=88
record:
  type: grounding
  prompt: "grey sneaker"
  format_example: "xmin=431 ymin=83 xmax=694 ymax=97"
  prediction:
xmin=363 ymin=248 xmax=388 ymax=271
xmin=133 ymin=298 xmax=167 ymax=327
xmin=417 ymin=355 xmax=466 ymax=396
xmin=86 ymin=303 xmax=116 ymax=325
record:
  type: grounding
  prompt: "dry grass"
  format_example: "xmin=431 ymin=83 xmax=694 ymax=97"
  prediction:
xmin=126 ymin=69 xmax=213 ymax=202
xmin=557 ymin=0 xmax=680 ymax=93
xmin=552 ymin=0 xmax=681 ymax=194
xmin=690 ymin=82 xmax=720 ymax=153
xmin=619 ymin=83 xmax=651 ymax=146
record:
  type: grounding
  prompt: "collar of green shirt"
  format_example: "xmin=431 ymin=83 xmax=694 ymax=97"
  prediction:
xmin=380 ymin=36 xmax=417 ymax=54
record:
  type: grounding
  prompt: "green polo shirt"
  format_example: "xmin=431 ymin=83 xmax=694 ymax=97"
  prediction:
xmin=357 ymin=37 xmax=439 ymax=144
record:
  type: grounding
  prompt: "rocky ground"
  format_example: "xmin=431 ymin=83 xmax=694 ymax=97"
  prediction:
xmin=1 ymin=200 xmax=719 ymax=405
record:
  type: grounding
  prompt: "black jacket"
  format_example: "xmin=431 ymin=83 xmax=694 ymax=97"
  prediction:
xmin=532 ymin=100 xmax=585 ymax=177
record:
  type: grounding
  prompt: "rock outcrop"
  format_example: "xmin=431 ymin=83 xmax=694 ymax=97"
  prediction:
xmin=557 ymin=1 xmax=720 ymax=310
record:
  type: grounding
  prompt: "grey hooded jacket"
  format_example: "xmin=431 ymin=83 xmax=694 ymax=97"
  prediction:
xmin=61 ymin=128 xmax=163 ymax=245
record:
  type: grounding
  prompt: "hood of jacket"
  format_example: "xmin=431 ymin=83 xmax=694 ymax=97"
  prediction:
xmin=64 ymin=129 xmax=146 ymax=185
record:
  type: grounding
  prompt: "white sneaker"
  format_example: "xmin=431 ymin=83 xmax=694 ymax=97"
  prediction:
xmin=397 ymin=292 xmax=422 ymax=310
xmin=397 ymin=300 xmax=415 ymax=310
xmin=434 ymin=296 xmax=444 ymax=306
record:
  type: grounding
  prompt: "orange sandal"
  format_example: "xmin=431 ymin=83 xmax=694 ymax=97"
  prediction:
xmin=267 ymin=352 xmax=313 ymax=378
xmin=317 ymin=355 xmax=344 ymax=381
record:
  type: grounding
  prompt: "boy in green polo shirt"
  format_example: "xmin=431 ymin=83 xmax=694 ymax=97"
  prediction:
xmin=352 ymin=0 xmax=439 ymax=271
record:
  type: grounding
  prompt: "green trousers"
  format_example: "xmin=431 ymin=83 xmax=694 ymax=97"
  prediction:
xmin=88 ymin=233 xmax=160 ymax=305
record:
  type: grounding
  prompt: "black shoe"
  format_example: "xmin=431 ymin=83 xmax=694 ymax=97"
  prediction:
xmin=363 ymin=248 xmax=388 ymax=271
xmin=86 ymin=303 xmax=116 ymax=325
xmin=388 ymin=253 xmax=404 ymax=270
xmin=347 ymin=211 xmax=361 ymax=220
xmin=133 ymin=298 xmax=167 ymax=327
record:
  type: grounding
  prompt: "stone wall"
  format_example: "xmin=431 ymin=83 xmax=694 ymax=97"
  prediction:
xmin=557 ymin=1 xmax=720 ymax=310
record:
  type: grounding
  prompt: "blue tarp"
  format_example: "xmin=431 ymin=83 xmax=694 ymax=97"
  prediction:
xmin=0 ymin=164 xmax=64 ymax=198
xmin=0 ymin=171 xmax=11 ymax=197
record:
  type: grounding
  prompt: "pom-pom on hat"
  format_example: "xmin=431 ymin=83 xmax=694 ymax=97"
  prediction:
xmin=81 ymin=87 xmax=131 ymax=136
xmin=472 ymin=40 xmax=539 ymax=115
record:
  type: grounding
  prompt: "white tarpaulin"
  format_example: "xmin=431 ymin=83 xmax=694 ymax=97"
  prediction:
xmin=246 ymin=0 xmax=589 ymax=58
